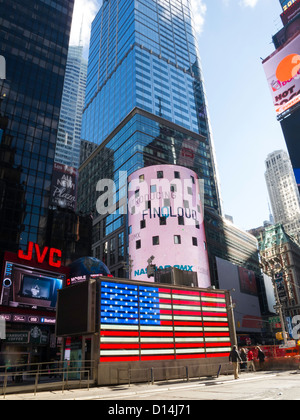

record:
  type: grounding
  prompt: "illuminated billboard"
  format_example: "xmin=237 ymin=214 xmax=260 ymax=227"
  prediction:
xmin=280 ymin=0 xmax=299 ymax=11
xmin=127 ymin=165 xmax=211 ymax=288
xmin=263 ymin=32 xmax=300 ymax=116
xmin=0 ymin=252 xmax=66 ymax=312
xmin=99 ymin=279 xmax=232 ymax=362
xmin=50 ymin=162 xmax=78 ymax=210
xmin=216 ymin=258 xmax=263 ymax=333
xmin=280 ymin=0 xmax=300 ymax=25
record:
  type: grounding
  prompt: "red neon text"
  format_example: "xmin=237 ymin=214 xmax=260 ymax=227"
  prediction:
xmin=18 ymin=242 xmax=62 ymax=268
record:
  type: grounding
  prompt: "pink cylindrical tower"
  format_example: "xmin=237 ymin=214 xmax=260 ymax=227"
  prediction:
xmin=128 ymin=165 xmax=211 ymax=288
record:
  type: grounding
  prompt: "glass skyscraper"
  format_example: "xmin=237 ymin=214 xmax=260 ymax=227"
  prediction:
xmin=78 ymin=0 xmax=222 ymax=276
xmin=0 ymin=0 xmax=74 ymax=260
xmin=55 ymin=45 xmax=87 ymax=169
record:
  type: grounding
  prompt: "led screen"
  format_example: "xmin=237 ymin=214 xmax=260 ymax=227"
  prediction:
xmin=263 ymin=33 xmax=300 ymax=116
xmin=20 ymin=275 xmax=53 ymax=300
xmin=280 ymin=0 xmax=298 ymax=11
xmin=56 ymin=281 xmax=92 ymax=336
xmin=100 ymin=280 xmax=231 ymax=362
xmin=128 ymin=165 xmax=211 ymax=288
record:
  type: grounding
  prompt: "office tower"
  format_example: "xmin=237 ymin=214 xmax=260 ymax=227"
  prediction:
xmin=78 ymin=0 xmax=222 ymax=277
xmin=262 ymin=0 xmax=300 ymax=191
xmin=265 ymin=150 xmax=300 ymax=240
xmin=0 ymin=0 xmax=74 ymax=263
xmin=54 ymin=45 xmax=88 ymax=169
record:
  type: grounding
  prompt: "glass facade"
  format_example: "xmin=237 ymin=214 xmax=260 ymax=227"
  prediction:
xmin=79 ymin=0 xmax=222 ymax=274
xmin=0 ymin=0 xmax=74 ymax=257
xmin=55 ymin=46 xmax=87 ymax=168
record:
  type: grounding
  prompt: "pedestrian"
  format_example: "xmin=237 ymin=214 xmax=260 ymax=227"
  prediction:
xmin=229 ymin=345 xmax=242 ymax=379
xmin=240 ymin=348 xmax=247 ymax=371
xmin=247 ymin=349 xmax=256 ymax=372
xmin=256 ymin=346 xmax=265 ymax=370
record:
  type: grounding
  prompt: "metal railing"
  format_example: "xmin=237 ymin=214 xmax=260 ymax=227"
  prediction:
xmin=116 ymin=362 xmax=236 ymax=386
xmin=0 ymin=360 xmax=95 ymax=398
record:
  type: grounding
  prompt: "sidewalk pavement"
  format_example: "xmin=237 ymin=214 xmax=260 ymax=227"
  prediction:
xmin=1 ymin=370 xmax=281 ymax=400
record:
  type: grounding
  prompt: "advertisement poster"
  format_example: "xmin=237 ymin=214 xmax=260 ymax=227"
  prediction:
xmin=263 ymin=33 xmax=300 ymax=116
xmin=50 ymin=162 xmax=78 ymax=210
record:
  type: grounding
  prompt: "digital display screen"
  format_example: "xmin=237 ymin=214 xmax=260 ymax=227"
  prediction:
xmin=100 ymin=280 xmax=231 ymax=362
xmin=20 ymin=275 xmax=55 ymax=300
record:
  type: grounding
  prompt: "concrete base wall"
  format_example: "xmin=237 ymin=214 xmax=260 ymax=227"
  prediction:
xmin=97 ymin=357 xmax=230 ymax=386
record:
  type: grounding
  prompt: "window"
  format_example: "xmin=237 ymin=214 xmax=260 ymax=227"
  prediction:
xmin=174 ymin=235 xmax=181 ymax=244
xmin=178 ymin=216 xmax=184 ymax=225
xmin=192 ymin=237 xmax=198 ymax=246
xmin=157 ymin=171 xmax=163 ymax=178
xmin=136 ymin=240 xmax=141 ymax=249
xmin=139 ymin=174 xmax=144 ymax=182
xmin=153 ymin=236 xmax=159 ymax=245
xmin=160 ymin=216 xmax=167 ymax=225
xmin=174 ymin=171 xmax=180 ymax=179
xmin=150 ymin=185 xmax=156 ymax=193
xmin=140 ymin=220 xmax=146 ymax=229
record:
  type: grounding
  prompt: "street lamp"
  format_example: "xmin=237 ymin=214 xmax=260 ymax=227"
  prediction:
xmin=260 ymin=255 xmax=288 ymax=347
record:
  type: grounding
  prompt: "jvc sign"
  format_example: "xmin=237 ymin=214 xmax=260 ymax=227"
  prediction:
xmin=0 ymin=56 xmax=6 ymax=79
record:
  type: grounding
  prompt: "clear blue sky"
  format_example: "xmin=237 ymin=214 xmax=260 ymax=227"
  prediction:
xmin=70 ymin=0 xmax=288 ymax=232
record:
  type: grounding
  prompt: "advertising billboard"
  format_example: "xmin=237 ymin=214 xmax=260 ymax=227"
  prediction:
xmin=50 ymin=162 xmax=78 ymax=210
xmin=263 ymin=32 xmax=300 ymax=116
xmin=128 ymin=165 xmax=211 ymax=288
xmin=99 ymin=279 xmax=232 ymax=362
xmin=216 ymin=257 xmax=263 ymax=333
xmin=280 ymin=0 xmax=300 ymax=25
xmin=280 ymin=0 xmax=299 ymax=11
xmin=0 ymin=252 xmax=66 ymax=312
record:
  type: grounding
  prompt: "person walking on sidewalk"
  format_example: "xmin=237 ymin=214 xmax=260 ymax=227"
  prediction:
xmin=247 ymin=349 xmax=256 ymax=372
xmin=256 ymin=346 xmax=265 ymax=371
xmin=229 ymin=345 xmax=242 ymax=379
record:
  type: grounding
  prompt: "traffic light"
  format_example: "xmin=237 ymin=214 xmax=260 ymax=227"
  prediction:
xmin=276 ymin=332 xmax=288 ymax=341
xmin=147 ymin=264 xmax=156 ymax=278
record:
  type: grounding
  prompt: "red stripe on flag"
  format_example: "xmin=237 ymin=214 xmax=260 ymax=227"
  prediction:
xmin=203 ymin=323 xmax=229 ymax=327
xmin=205 ymin=342 xmax=231 ymax=348
xmin=206 ymin=353 xmax=230 ymax=358
xmin=159 ymin=299 xmax=172 ymax=304
xmin=100 ymin=356 xmax=140 ymax=362
xmin=100 ymin=343 xmax=139 ymax=349
xmin=100 ymin=331 xmax=139 ymax=337
xmin=176 ymin=354 xmax=205 ymax=359
xmin=158 ymin=288 xmax=172 ymax=293
xmin=204 ymin=332 xmax=230 ymax=337
xmin=201 ymin=292 xmax=226 ymax=298
xmin=201 ymin=302 xmax=226 ymax=307
xmin=202 ymin=312 xmax=228 ymax=317
xmin=175 ymin=343 xmax=205 ymax=348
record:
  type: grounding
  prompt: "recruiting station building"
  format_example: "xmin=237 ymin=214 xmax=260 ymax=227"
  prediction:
xmin=56 ymin=277 xmax=235 ymax=386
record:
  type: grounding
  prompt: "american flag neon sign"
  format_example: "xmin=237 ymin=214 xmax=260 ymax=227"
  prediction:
xmin=100 ymin=281 xmax=231 ymax=362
